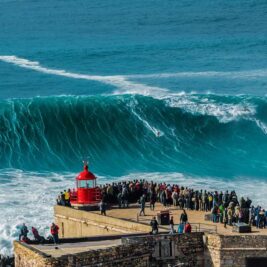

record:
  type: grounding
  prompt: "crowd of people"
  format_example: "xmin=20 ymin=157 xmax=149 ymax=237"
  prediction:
xmin=56 ymin=189 xmax=71 ymax=206
xmin=56 ymin=179 xmax=267 ymax=232
xmin=97 ymin=179 xmax=267 ymax=229
xmin=18 ymin=222 xmax=60 ymax=245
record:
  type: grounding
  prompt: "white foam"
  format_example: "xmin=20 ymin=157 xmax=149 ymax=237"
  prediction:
xmin=126 ymin=69 xmax=267 ymax=79
xmin=1 ymin=55 xmax=257 ymax=124
xmin=0 ymin=169 xmax=110 ymax=256
xmin=127 ymin=99 xmax=164 ymax=137
xmin=164 ymin=95 xmax=256 ymax=123
xmin=0 ymin=55 xmax=167 ymax=95
xmin=253 ymin=119 xmax=267 ymax=135
xmin=132 ymin=109 xmax=164 ymax=137
xmin=2 ymin=55 xmax=267 ymax=98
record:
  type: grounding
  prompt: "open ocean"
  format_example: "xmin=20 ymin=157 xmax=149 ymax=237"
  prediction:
xmin=0 ymin=0 xmax=267 ymax=255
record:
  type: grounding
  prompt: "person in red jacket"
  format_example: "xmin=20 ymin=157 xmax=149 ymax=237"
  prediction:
xmin=50 ymin=223 xmax=59 ymax=244
xmin=184 ymin=222 xmax=192 ymax=233
xmin=32 ymin=227 xmax=45 ymax=244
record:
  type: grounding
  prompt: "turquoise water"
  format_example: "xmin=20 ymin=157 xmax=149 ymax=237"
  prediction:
xmin=0 ymin=94 xmax=267 ymax=177
xmin=0 ymin=0 xmax=267 ymax=255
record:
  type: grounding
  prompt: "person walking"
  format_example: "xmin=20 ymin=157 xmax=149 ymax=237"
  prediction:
xmin=139 ymin=194 xmax=146 ymax=216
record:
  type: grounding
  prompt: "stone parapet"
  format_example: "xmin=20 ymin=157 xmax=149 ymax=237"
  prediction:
xmin=123 ymin=232 xmax=205 ymax=267
xmin=14 ymin=240 xmax=150 ymax=267
xmin=205 ymin=234 xmax=267 ymax=267
xmin=54 ymin=205 xmax=152 ymax=238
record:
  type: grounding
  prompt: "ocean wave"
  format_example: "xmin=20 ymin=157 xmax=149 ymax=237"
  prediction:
xmin=0 ymin=94 xmax=266 ymax=177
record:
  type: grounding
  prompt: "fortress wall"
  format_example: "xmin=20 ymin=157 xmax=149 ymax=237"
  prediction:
xmin=15 ymin=207 xmax=267 ymax=267
xmin=14 ymin=232 xmax=267 ymax=267
xmin=123 ymin=232 xmax=205 ymax=267
xmin=205 ymin=234 xmax=267 ymax=267
xmin=14 ymin=233 xmax=204 ymax=267
xmin=14 ymin=242 xmax=57 ymax=267
xmin=14 ymin=241 xmax=150 ymax=267
xmin=54 ymin=205 xmax=151 ymax=238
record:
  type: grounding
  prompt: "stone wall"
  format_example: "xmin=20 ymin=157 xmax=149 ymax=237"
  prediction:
xmin=14 ymin=233 xmax=204 ymax=267
xmin=62 ymin=244 xmax=150 ymax=267
xmin=14 ymin=241 xmax=150 ymax=267
xmin=205 ymin=234 xmax=267 ymax=267
xmin=54 ymin=205 xmax=152 ymax=238
xmin=123 ymin=232 xmax=205 ymax=267
xmin=14 ymin=242 xmax=55 ymax=267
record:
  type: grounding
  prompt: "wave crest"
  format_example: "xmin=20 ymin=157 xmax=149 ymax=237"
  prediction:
xmin=0 ymin=94 xmax=266 ymax=177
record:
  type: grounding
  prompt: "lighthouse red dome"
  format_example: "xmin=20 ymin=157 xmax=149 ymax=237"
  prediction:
xmin=70 ymin=163 xmax=101 ymax=205
xmin=76 ymin=165 xmax=96 ymax=181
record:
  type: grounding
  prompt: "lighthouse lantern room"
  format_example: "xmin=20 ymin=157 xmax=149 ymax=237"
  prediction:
xmin=70 ymin=163 xmax=101 ymax=208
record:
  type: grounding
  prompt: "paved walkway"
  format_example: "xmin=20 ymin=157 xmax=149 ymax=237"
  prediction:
xmin=32 ymin=239 xmax=121 ymax=257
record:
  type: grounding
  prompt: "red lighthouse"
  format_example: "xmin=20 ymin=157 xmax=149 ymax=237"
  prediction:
xmin=70 ymin=163 xmax=101 ymax=208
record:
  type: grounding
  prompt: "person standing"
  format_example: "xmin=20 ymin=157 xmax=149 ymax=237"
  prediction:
xmin=150 ymin=216 xmax=159 ymax=234
xmin=227 ymin=207 xmax=233 ymax=226
xmin=150 ymin=192 xmax=156 ymax=211
xmin=180 ymin=209 xmax=188 ymax=224
xmin=184 ymin=222 xmax=192 ymax=233
xmin=121 ymin=186 xmax=129 ymax=208
xmin=50 ymin=223 xmax=59 ymax=244
xmin=223 ymin=207 xmax=228 ymax=228
xmin=19 ymin=223 xmax=29 ymax=241
xmin=99 ymin=200 xmax=107 ymax=216
xmin=169 ymin=216 xmax=175 ymax=234
xmin=178 ymin=209 xmax=188 ymax=233
xmin=60 ymin=192 xmax=65 ymax=206
xmin=172 ymin=191 xmax=178 ymax=207
xmin=64 ymin=189 xmax=70 ymax=206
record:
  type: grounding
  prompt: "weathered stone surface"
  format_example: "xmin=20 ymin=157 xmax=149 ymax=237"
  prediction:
xmin=14 ymin=228 xmax=267 ymax=267
xmin=14 ymin=233 xmax=204 ymax=267
xmin=205 ymin=234 xmax=267 ymax=267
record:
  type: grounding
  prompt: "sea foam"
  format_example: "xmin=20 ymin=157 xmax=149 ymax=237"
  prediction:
xmin=0 ymin=56 xmax=167 ymax=95
xmin=1 ymin=55 xmax=267 ymax=97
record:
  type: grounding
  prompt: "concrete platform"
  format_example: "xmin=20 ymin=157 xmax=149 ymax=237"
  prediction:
xmin=31 ymin=239 xmax=122 ymax=258
xmin=91 ymin=203 xmax=267 ymax=236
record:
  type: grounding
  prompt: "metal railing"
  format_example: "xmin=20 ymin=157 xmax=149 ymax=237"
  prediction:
xmin=187 ymin=223 xmax=217 ymax=233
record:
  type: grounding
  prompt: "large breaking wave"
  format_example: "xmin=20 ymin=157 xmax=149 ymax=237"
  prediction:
xmin=0 ymin=94 xmax=267 ymax=177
